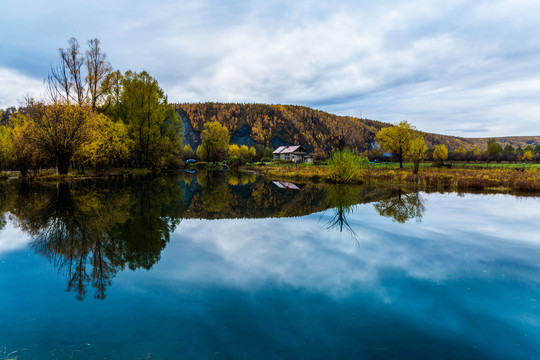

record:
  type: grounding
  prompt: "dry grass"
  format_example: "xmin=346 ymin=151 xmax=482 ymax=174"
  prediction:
xmin=250 ymin=164 xmax=540 ymax=193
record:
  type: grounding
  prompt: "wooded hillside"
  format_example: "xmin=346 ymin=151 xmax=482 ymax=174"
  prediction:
xmin=174 ymin=102 xmax=540 ymax=152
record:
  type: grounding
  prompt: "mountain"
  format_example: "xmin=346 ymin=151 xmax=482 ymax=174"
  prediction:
xmin=174 ymin=103 xmax=540 ymax=152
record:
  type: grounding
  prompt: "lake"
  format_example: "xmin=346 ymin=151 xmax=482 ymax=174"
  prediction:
xmin=0 ymin=173 xmax=539 ymax=359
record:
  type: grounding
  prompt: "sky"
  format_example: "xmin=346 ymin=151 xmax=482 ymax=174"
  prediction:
xmin=1 ymin=0 xmax=540 ymax=137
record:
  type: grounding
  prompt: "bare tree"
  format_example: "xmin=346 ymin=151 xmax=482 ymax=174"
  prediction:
xmin=86 ymin=38 xmax=113 ymax=111
xmin=46 ymin=37 xmax=87 ymax=106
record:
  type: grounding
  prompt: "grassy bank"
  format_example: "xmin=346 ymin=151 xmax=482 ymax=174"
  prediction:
xmin=249 ymin=163 xmax=540 ymax=193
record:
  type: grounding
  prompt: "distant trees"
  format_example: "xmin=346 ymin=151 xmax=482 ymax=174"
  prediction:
xmin=197 ymin=121 xmax=230 ymax=163
xmin=487 ymin=139 xmax=502 ymax=161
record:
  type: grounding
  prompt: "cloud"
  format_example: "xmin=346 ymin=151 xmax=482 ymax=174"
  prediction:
xmin=0 ymin=68 xmax=45 ymax=108
xmin=1 ymin=0 xmax=540 ymax=136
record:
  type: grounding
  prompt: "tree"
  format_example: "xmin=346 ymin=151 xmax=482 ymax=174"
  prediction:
xmin=433 ymin=144 xmax=448 ymax=165
xmin=120 ymin=70 xmax=183 ymax=168
xmin=46 ymin=37 xmax=114 ymax=109
xmin=228 ymin=144 xmax=241 ymax=158
xmin=46 ymin=38 xmax=86 ymax=105
xmin=487 ymin=139 xmax=502 ymax=161
xmin=523 ymin=150 xmax=533 ymax=162
xmin=196 ymin=121 xmax=230 ymax=163
xmin=30 ymin=102 xmax=91 ymax=174
xmin=86 ymin=38 xmax=113 ymax=111
xmin=408 ymin=137 xmax=427 ymax=174
xmin=375 ymin=121 xmax=414 ymax=168
xmin=73 ymin=113 xmax=132 ymax=172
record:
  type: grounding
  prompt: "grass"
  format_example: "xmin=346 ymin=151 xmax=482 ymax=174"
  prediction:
xmin=248 ymin=162 xmax=540 ymax=193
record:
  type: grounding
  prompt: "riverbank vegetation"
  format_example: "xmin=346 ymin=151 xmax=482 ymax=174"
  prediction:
xmin=0 ymin=38 xmax=183 ymax=177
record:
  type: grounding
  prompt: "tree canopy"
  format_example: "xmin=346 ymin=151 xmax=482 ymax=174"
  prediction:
xmin=197 ymin=121 xmax=230 ymax=163
xmin=375 ymin=121 xmax=415 ymax=168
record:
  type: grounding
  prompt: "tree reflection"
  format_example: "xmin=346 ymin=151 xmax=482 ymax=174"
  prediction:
xmin=373 ymin=187 xmax=425 ymax=223
xmin=197 ymin=171 xmax=232 ymax=213
xmin=10 ymin=178 xmax=185 ymax=300
xmin=325 ymin=185 xmax=361 ymax=242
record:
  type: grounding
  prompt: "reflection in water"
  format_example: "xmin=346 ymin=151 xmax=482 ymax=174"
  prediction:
xmin=6 ymin=178 xmax=185 ymax=300
xmin=325 ymin=185 xmax=360 ymax=241
xmin=373 ymin=187 xmax=426 ymax=223
xmin=0 ymin=174 xmax=430 ymax=300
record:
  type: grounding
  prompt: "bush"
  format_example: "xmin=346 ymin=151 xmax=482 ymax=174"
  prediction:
xmin=261 ymin=157 xmax=273 ymax=163
xmin=195 ymin=161 xmax=208 ymax=169
xmin=327 ymin=149 xmax=367 ymax=183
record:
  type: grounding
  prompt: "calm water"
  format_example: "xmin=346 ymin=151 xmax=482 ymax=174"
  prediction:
xmin=0 ymin=173 xmax=539 ymax=359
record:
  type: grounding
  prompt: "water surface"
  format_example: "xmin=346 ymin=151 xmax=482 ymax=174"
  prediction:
xmin=0 ymin=174 xmax=539 ymax=359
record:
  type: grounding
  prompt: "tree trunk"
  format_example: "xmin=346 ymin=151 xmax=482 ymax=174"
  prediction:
xmin=57 ymin=153 xmax=71 ymax=175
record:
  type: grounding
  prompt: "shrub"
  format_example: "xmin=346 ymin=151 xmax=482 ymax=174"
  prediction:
xmin=327 ymin=149 xmax=366 ymax=183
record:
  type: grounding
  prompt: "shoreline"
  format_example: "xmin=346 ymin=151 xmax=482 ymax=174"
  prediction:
xmin=247 ymin=163 xmax=540 ymax=194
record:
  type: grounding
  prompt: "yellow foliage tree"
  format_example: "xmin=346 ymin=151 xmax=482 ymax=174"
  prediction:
xmin=408 ymin=137 xmax=427 ymax=174
xmin=433 ymin=144 xmax=449 ymax=165
xmin=375 ymin=121 xmax=415 ymax=168
xmin=228 ymin=144 xmax=241 ymax=158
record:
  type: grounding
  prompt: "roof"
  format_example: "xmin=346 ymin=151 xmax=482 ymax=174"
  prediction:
xmin=273 ymin=145 xmax=305 ymax=154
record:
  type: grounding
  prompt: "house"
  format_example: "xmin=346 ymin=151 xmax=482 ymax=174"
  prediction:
xmin=273 ymin=145 xmax=314 ymax=163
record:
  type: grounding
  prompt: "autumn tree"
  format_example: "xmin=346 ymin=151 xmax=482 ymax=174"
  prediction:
xmin=197 ymin=121 xmax=230 ymax=163
xmin=408 ymin=137 xmax=427 ymax=174
xmin=375 ymin=121 xmax=415 ymax=168
xmin=228 ymin=144 xmax=241 ymax=158
xmin=433 ymin=144 xmax=448 ymax=165
xmin=523 ymin=150 xmax=533 ymax=162
xmin=73 ymin=113 xmax=132 ymax=172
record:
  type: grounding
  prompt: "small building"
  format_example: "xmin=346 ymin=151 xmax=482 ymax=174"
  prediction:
xmin=273 ymin=145 xmax=314 ymax=163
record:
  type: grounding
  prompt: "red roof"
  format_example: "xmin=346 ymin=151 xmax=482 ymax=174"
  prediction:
xmin=273 ymin=145 xmax=304 ymax=154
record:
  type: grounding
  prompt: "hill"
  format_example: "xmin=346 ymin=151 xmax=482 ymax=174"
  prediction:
xmin=174 ymin=103 xmax=540 ymax=152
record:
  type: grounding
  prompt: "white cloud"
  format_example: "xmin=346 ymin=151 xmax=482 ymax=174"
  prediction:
xmin=0 ymin=68 xmax=45 ymax=108
xmin=2 ymin=0 xmax=540 ymax=136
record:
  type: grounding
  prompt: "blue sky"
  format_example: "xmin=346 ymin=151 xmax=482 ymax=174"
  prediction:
xmin=1 ymin=0 xmax=540 ymax=137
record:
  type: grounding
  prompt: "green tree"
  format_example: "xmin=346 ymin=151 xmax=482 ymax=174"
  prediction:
xmin=408 ymin=137 xmax=427 ymax=174
xmin=433 ymin=144 xmax=448 ymax=165
xmin=120 ymin=70 xmax=183 ymax=168
xmin=375 ymin=121 xmax=415 ymax=168
xmin=196 ymin=121 xmax=230 ymax=163
xmin=327 ymin=149 xmax=367 ymax=183
xmin=503 ymin=144 xmax=515 ymax=155
xmin=487 ymin=139 xmax=502 ymax=161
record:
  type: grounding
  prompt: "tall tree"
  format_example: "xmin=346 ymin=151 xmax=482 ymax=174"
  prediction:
xmin=86 ymin=38 xmax=113 ymax=111
xmin=120 ymin=70 xmax=182 ymax=168
xmin=375 ymin=121 xmax=415 ymax=168
xmin=47 ymin=38 xmax=87 ymax=105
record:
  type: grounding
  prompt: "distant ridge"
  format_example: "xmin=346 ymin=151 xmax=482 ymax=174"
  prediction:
xmin=174 ymin=102 xmax=540 ymax=151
